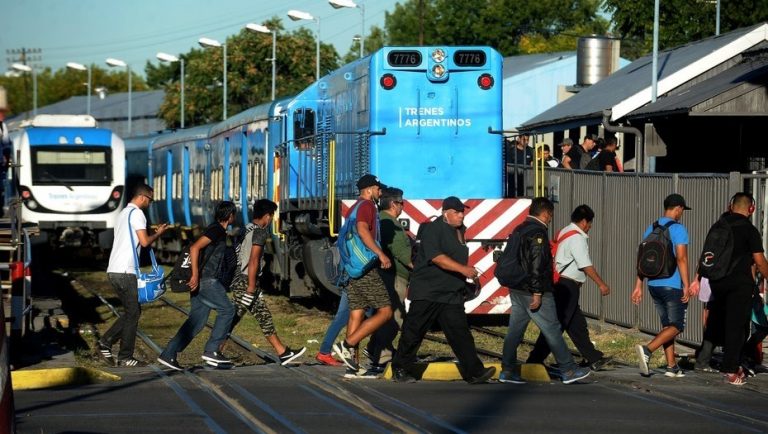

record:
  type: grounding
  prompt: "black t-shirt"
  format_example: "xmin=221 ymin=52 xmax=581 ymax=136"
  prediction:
xmin=409 ymin=218 xmax=469 ymax=304
xmin=566 ymin=145 xmax=590 ymax=169
xmin=201 ymin=223 xmax=227 ymax=278
xmin=716 ymin=213 xmax=764 ymax=285
xmin=596 ymin=150 xmax=618 ymax=171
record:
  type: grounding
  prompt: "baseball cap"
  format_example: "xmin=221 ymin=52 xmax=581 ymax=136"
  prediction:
xmin=559 ymin=138 xmax=573 ymax=147
xmin=356 ymin=174 xmax=385 ymax=190
xmin=442 ymin=196 xmax=469 ymax=212
xmin=664 ymin=194 xmax=692 ymax=210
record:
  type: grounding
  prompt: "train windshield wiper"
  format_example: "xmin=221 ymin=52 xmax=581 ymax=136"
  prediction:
xmin=42 ymin=171 xmax=74 ymax=191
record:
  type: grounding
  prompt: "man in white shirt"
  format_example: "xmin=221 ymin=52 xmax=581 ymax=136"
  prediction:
xmin=526 ymin=204 xmax=613 ymax=371
xmin=100 ymin=184 xmax=168 ymax=366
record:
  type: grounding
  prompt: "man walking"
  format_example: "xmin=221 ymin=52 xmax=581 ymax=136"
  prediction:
xmin=101 ymin=184 xmax=168 ymax=366
xmin=334 ymin=174 xmax=394 ymax=377
xmin=632 ymin=194 xmax=693 ymax=377
xmin=527 ymin=205 xmax=612 ymax=371
xmin=698 ymin=193 xmax=768 ymax=385
xmin=157 ymin=201 xmax=237 ymax=370
xmin=499 ymin=197 xmax=591 ymax=385
xmin=390 ymin=196 xmax=495 ymax=384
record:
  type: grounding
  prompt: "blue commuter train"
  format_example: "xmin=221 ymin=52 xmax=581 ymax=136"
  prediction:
xmin=11 ymin=115 xmax=126 ymax=248
xmin=127 ymin=47 xmax=519 ymax=307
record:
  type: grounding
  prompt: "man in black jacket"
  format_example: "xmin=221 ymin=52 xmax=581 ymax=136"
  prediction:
xmin=499 ymin=197 xmax=591 ymax=385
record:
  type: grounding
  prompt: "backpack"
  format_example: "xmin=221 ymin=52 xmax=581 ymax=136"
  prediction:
xmin=636 ymin=220 xmax=679 ymax=279
xmin=336 ymin=200 xmax=381 ymax=279
xmin=494 ymin=223 xmax=538 ymax=288
xmin=168 ymin=245 xmax=194 ymax=292
xmin=698 ymin=217 xmax=748 ymax=281
xmin=584 ymin=154 xmax=601 ymax=171
xmin=211 ymin=238 xmax=238 ymax=288
xmin=551 ymin=229 xmax=579 ymax=284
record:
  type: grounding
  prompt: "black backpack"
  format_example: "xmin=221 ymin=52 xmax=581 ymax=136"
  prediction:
xmin=494 ymin=223 xmax=537 ymax=288
xmin=584 ymin=154 xmax=601 ymax=171
xmin=698 ymin=217 xmax=748 ymax=281
xmin=168 ymin=245 xmax=194 ymax=292
xmin=207 ymin=239 xmax=238 ymax=289
xmin=636 ymin=220 xmax=678 ymax=279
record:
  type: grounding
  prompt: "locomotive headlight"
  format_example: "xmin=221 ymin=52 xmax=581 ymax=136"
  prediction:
xmin=107 ymin=200 xmax=118 ymax=210
xmin=431 ymin=48 xmax=446 ymax=63
xmin=27 ymin=200 xmax=38 ymax=210
xmin=432 ymin=64 xmax=446 ymax=78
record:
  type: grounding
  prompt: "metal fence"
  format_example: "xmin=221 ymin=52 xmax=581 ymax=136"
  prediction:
xmin=516 ymin=166 xmax=758 ymax=346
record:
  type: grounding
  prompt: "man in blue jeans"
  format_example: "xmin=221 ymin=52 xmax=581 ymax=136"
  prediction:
xmin=499 ymin=197 xmax=591 ymax=385
xmin=157 ymin=202 xmax=237 ymax=370
xmin=632 ymin=194 xmax=693 ymax=378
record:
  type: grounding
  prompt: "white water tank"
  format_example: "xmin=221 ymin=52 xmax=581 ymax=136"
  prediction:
xmin=576 ymin=36 xmax=619 ymax=86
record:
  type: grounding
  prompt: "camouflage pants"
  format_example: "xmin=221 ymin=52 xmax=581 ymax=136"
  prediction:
xmin=231 ymin=277 xmax=276 ymax=337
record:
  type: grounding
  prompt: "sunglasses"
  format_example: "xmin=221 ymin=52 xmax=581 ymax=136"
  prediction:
xmin=141 ymin=194 xmax=154 ymax=202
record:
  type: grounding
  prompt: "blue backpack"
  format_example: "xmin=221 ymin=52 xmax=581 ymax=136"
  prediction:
xmin=336 ymin=200 xmax=381 ymax=280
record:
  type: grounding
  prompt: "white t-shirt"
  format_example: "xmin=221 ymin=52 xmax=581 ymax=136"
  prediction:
xmin=555 ymin=222 xmax=592 ymax=283
xmin=107 ymin=203 xmax=147 ymax=274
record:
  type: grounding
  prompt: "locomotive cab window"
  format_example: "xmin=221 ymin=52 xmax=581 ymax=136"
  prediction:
xmin=293 ymin=108 xmax=316 ymax=150
xmin=31 ymin=146 xmax=111 ymax=185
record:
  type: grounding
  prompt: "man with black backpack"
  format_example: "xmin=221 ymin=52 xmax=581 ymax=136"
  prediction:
xmin=157 ymin=201 xmax=237 ymax=370
xmin=632 ymin=194 xmax=693 ymax=378
xmin=498 ymin=197 xmax=591 ymax=385
xmin=694 ymin=193 xmax=768 ymax=385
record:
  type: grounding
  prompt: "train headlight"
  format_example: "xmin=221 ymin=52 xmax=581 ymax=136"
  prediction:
xmin=112 ymin=190 xmax=121 ymax=199
xmin=432 ymin=64 xmax=446 ymax=79
xmin=21 ymin=190 xmax=31 ymax=199
xmin=107 ymin=200 xmax=118 ymax=210
xmin=380 ymin=74 xmax=396 ymax=90
xmin=431 ymin=48 xmax=446 ymax=63
xmin=27 ymin=200 xmax=38 ymax=210
xmin=478 ymin=73 xmax=494 ymax=90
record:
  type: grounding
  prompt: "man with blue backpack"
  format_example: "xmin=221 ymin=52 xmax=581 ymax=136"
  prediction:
xmin=334 ymin=174 xmax=394 ymax=377
xmin=632 ymin=194 xmax=693 ymax=378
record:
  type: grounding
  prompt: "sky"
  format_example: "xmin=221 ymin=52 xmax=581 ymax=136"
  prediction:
xmin=2 ymin=0 xmax=401 ymax=76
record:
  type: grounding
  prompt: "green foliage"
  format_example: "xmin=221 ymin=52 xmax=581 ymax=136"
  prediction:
xmin=342 ymin=26 xmax=388 ymax=64
xmin=1 ymin=66 xmax=147 ymax=118
xmin=384 ymin=0 xmax=604 ymax=56
xmin=603 ymin=0 xmax=768 ymax=59
xmin=156 ymin=17 xmax=340 ymax=128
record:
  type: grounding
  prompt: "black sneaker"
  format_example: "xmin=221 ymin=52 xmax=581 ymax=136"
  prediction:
xmin=590 ymin=356 xmax=613 ymax=371
xmin=97 ymin=341 xmax=115 ymax=365
xmin=333 ymin=341 xmax=360 ymax=371
xmin=117 ymin=357 xmax=146 ymax=367
xmin=157 ymin=355 xmax=184 ymax=371
xmin=468 ymin=366 xmax=496 ymax=384
xmin=202 ymin=351 xmax=232 ymax=366
xmin=279 ymin=346 xmax=307 ymax=366
xmin=392 ymin=367 xmax=417 ymax=383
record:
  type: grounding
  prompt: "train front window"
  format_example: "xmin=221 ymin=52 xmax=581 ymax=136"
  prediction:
xmin=31 ymin=146 xmax=112 ymax=186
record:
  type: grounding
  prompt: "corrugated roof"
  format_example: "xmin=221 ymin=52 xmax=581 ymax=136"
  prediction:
xmin=9 ymin=90 xmax=164 ymax=121
xmin=627 ymin=55 xmax=768 ymax=118
xmin=503 ymin=51 xmax=575 ymax=78
xmin=520 ymin=22 xmax=768 ymax=132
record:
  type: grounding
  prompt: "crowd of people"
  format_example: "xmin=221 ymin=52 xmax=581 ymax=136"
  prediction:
xmin=100 ymin=176 xmax=768 ymax=388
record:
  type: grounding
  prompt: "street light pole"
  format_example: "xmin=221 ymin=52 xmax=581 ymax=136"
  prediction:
xmin=288 ymin=10 xmax=320 ymax=80
xmin=199 ymin=37 xmax=227 ymax=120
xmin=245 ymin=23 xmax=277 ymax=101
xmin=106 ymin=58 xmax=132 ymax=135
xmin=11 ymin=63 xmax=36 ymax=116
xmin=66 ymin=62 xmax=91 ymax=115
xmin=329 ymin=0 xmax=365 ymax=58
xmin=157 ymin=53 xmax=185 ymax=128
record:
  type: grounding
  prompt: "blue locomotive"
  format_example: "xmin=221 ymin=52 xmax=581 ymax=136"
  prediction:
xmin=127 ymin=46 xmax=523 ymax=312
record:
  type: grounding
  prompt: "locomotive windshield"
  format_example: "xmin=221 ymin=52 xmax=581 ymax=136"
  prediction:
xmin=31 ymin=145 xmax=112 ymax=185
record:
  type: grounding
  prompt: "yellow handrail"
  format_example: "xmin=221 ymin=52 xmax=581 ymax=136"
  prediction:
xmin=534 ymin=142 xmax=546 ymax=197
xmin=272 ymin=152 xmax=285 ymax=240
xmin=328 ymin=138 xmax=337 ymax=237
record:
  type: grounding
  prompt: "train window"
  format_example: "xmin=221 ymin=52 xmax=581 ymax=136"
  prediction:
xmin=387 ymin=50 xmax=422 ymax=67
xmin=31 ymin=147 xmax=111 ymax=186
xmin=293 ymin=108 xmax=316 ymax=150
xmin=453 ymin=50 xmax=487 ymax=67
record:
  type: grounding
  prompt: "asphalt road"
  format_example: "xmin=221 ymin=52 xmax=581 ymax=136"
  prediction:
xmin=14 ymin=362 xmax=768 ymax=434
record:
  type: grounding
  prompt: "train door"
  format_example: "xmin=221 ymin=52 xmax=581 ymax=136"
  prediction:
xmin=182 ymin=145 xmax=192 ymax=227
xmin=223 ymin=137 xmax=231 ymax=202
xmin=239 ymin=129 xmax=249 ymax=224
xmin=165 ymin=149 xmax=174 ymax=225
xmin=202 ymin=142 xmax=212 ymax=222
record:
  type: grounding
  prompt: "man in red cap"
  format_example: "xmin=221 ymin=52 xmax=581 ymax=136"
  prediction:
xmin=390 ymin=196 xmax=496 ymax=384
xmin=334 ymin=174 xmax=394 ymax=378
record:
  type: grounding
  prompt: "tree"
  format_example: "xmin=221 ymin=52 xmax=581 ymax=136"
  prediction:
xmin=603 ymin=0 xmax=768 ymax=59
xmin=342 ymin=25 xmax=388 ymax=63
xmin=1 ymin=66 xmax=147 ymax=118
xmin=384 ymin=0 xmax=603 ymax=56
xmin=155 ymin=17 xmax=340 ymax=128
